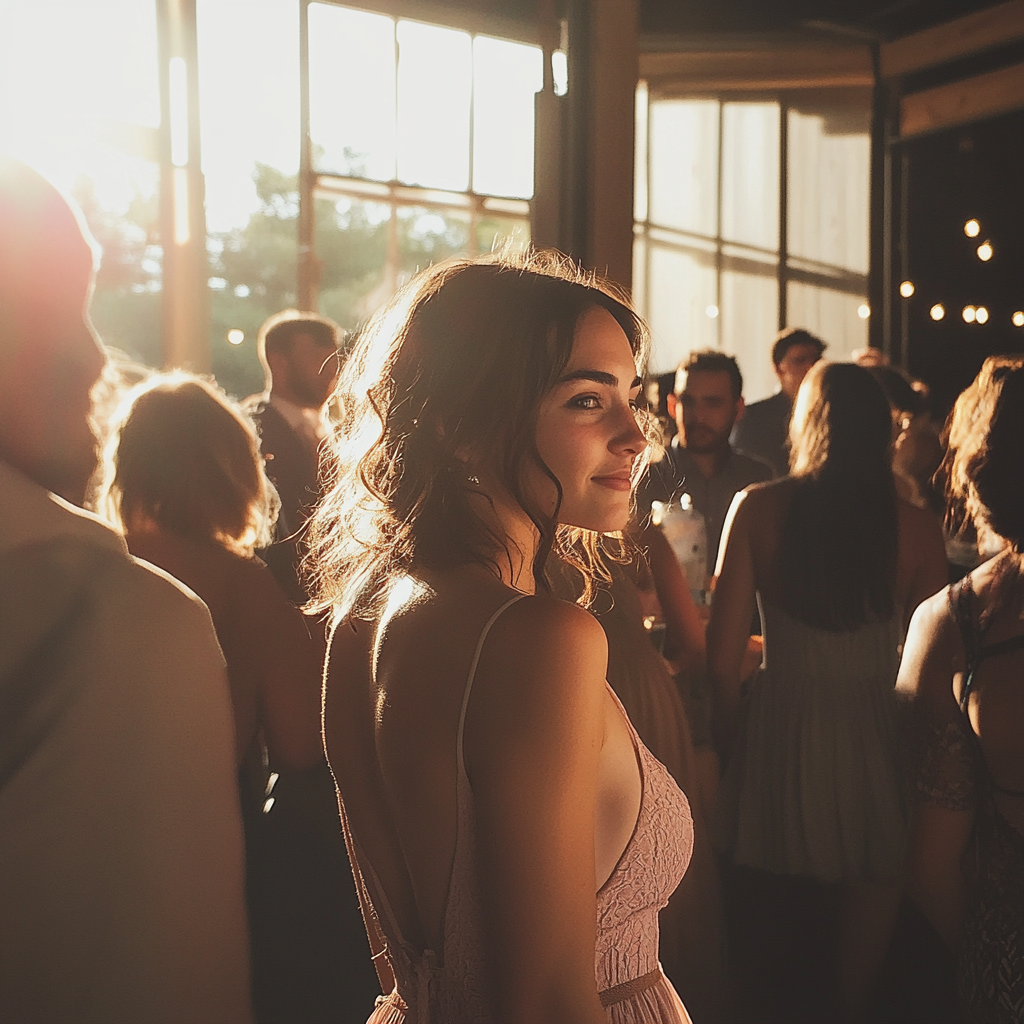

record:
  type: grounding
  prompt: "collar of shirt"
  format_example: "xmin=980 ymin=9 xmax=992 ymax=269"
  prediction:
xmin=269 ymin=394 xmax=329 ymax=446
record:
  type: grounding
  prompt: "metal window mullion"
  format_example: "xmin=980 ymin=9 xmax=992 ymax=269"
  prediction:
xmin=778 ymin=95 xmax=789 ymax=331
xmin=715 ymin=97 xmax=724 ymax=347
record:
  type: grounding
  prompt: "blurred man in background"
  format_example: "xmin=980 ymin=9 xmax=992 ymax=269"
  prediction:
xmin=0 ymin=155 xmax=251 ymax=1023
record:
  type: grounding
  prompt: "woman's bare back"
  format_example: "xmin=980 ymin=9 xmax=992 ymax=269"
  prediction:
xmin=324 ymin=563 xmax=643 ymax=958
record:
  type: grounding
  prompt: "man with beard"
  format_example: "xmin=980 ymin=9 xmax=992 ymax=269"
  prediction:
xmin=641 ymin=350 xmax=772 ymax=582
xmin=0 ymin=157 xmax=251 ymax=1021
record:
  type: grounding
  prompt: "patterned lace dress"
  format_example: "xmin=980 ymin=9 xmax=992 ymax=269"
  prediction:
xmin=914 ymin=574 xmax=1024 ymax=1024
xmin=339 ymin=596 xmax=695 ymax=1024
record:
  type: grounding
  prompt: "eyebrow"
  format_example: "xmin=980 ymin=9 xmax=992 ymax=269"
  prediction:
xmin=556 ymin=369 xmax=643 ymax=389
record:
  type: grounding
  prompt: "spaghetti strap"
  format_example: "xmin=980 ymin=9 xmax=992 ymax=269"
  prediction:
xmin=456 ymin=594 xmax=526 ymax=778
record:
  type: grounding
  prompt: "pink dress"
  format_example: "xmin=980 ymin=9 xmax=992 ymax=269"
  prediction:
xmin=339 ymin=597 xmax=695 ymax=1024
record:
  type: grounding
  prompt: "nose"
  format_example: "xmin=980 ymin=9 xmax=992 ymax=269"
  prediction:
xmin=613 ymin=404 xmax=648 ymax=456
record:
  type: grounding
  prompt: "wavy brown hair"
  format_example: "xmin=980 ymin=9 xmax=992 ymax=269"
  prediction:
xmin=781 ymin=361 xmax=898 ymax=630
xmin=96 ymin=373 xmax=278 ymax=556
xmin=305 ymin=250 xmax=655 ymax=620
xmin=941 ymin=355 xmax=1024 ymax=554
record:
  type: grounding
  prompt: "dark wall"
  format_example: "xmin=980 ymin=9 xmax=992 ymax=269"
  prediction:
xmin=904 ymin=108 xmax=1024 ymax=415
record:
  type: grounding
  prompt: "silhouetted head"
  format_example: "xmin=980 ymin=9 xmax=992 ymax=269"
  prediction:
xmin=97 ymin=373 xmax=277 ymax=556
xmin=771 ymin=327 xmax=826 ymax=400
xmin=308 ymin=249 xmax=654 ymax=618
xmin=0 ymin=155 xmax=106 ymax=501
xmin=789 ymin=361 xmax=894 ymax=479
xmin=257 ymin=309 xmax=344 ymax=409
xmin=944 ymin=356 xmax=1024 ymax=555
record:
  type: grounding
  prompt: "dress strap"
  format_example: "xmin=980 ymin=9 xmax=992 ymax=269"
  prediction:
xmin=456 ymin=595 xmax=527 ymax=779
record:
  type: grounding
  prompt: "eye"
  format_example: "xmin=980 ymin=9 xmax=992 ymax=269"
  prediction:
xmin=568 ymin=394 xmax=601 ymax=410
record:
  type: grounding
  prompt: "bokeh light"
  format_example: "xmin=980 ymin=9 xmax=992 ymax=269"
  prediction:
xmin=857 ymin=303 xmax=870 ymax=319
xmin=930 ymin=303 xmax=945 ymax=321
xmin=962 ymin=306 xmax=977 ymax=323
xmin=975 ymin=306 xmax=989 ymax=324
xmin=964 ymin=219 xmax=980 ymax=237
xmin=1013 ymin=311 xmax=1024 ymax=328
xmin=227 ymin=328 xmax=245 ymax=345
xmin=977 ymin=241 xmax=993 ymax=262
xmin=705 ymin=304 xmax=719 ymax=319
xmin=899 ymin=280 xmax=915 ymax=298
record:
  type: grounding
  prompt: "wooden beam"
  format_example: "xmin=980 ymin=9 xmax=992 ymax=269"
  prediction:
xmin=880 ymin=0 xmax=1024 ymax=79
xmin=640 ymin=46 xmax=873 ymax=93
xmin=900 ymin=61 xmax=1024 ymax=137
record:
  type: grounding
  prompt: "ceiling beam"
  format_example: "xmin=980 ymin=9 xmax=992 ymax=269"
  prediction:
xmin=640 ymin=45 xmax=873 ymax=92
xmin=900 ymin=60 xmax=1024 ymax=136
xmin=879 ymin=0 xmax=1024 ymax=79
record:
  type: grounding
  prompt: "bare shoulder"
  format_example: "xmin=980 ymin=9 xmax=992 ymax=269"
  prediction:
xmin=896 ymin=586 xmax=960 ymax=698
xmin=470 ymin=594 xmax=608 ymax=727
xmin=898 ymin=497 xmax=943 ymax=538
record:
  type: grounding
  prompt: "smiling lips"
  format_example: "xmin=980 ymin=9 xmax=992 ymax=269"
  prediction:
xmin=592 ymin=473 xmax=632 ymax=491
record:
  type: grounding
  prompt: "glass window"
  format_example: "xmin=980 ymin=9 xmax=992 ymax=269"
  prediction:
xmin=636 ymin=88 xmax=870 ymax=401
xmin=303 ymin=4 xmax=537 ymax=330
xmin=787 ymin=104 xmax=870 ymax=274
xmin=648 ymin=99 xmax=719 ymax=237
xmin=721 ymin=102 xmax=779 ymax=252
xmin=308 ymin=5 xmax=396 ymax=181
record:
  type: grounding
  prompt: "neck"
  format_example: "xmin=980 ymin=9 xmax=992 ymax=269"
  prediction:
xmin=465 ymin=488 xmax=540 ymax=594
xmin=272 ymin=386 xmax=320 ymax=412
xmin=686 ymin=446 xmax=730 ymax=479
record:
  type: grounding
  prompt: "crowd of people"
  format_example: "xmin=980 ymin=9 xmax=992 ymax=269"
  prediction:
xmin=2 ymin=153 xmax=1022 ymax=1024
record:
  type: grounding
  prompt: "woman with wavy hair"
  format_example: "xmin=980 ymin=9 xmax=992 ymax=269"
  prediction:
xmin=96 ymin=372 xmax=324 ymax=781
xmin=306 ymin=251 xmax=695 ymax=1024
xmin=708 ymin=361 xmax=947 ymax=1021
xmin=898 ymin=356 xmax=1024 ymax=1023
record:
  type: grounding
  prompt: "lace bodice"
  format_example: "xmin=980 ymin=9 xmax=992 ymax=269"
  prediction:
xmin=340 ymin=597 xmax=694 ymax=1024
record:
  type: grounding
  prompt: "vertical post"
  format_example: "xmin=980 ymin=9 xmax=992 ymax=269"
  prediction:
xmin=778 ymin=97 xmax=789 ymax=331
xmin=530 ymin=0 xmax=563 ymax=250
xmin=898 ymin=148 xmax=911 ymax=368
xmin=715 ymin=98 xmax=724 ymax=347
xmin=297 ymin=0 xmax=318 ymax=311
xmin=867 ymin=46 xmax=886 ymax=353
xmin=881 ymin=87 xmax=900 ymax=363
xmin=157 ymin=0 xmax=209 ymax=370
xmin=583 ymin=0 xmax=638 ymax=288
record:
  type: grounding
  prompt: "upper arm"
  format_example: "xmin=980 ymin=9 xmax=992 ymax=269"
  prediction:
xmin=463 ymin=598 xmax=608 ymax=1024
xmin=897 ymin=595 xmax=975 ymax=941
xmin=708 ymin=490 xmax=757 ymax=683
xmin=900 ymin=504 xmax=949 ymax=626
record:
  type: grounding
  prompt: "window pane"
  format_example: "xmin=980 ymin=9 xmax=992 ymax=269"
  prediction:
xmin=721 ymin=268 xmax=778 ymax=402
xmin=786 ymin=280 xmax=867 ymax=356
xmin=646 ymin=245 xmax=718 ymax=373
xmin=787 ymin=102 xmax=869 ymax=273
xmin=315 ymin=196 xmax=390 ymax=329
xmin=398 ymin=206 xmax=471 ymax=278
xmin=308 ymin=4 xmax=396 ymax=182
xmin=648 ymin=99 xmax=719 ymax=237
xmin=722 ymin=102 xmax=779 ymax=251
xmin=475 ymin=214 xmax=530 ymax=254
xmin=397 ymin=21 xmax=471 ymax=191
xmin=472 ymin=36 xmax=542 ymax=199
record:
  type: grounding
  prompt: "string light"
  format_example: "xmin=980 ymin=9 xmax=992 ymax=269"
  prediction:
xmin=705 ymin=304 xmax=719 ymax=319
xmin=962 ymin=306 xmax=977 ymax=323
xmin=964 ymin=219 xmax=980 ymax=237
xmin=930 ymin=303 xmax=945 ymax=321
xmin=227 ymin=328 xmax=244 ymax=345
xmin=1013 ymin=311 xmax=1024 ymax=328
xmin=975 ymin=306 xmax=989 ymax=324
xmin=899 ymin=281 xmax=915 ymax=298
xmin=977 ymin=241 xmax=994 ymax=262
xmin=857 ymin=303 xmax=871 ymax=319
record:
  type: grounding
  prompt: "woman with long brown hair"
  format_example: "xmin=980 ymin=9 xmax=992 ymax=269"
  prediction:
xmin=708 ymin=361 xmax=947 ymax=1022
xmin=307 ymin=251 xmax=695 ymax=1024
xmin=898 ymin=356 xmax=1024 ymax=1023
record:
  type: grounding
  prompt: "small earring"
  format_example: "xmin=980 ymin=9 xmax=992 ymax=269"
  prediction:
xmin=467 ymin=474 xmax=480 ymax=486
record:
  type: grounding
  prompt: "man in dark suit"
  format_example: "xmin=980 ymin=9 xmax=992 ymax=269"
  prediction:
xmin=244 ymin=310 xmax=344 ymax=600
xmin=731 ymin=327 xmax=826 ymax=477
